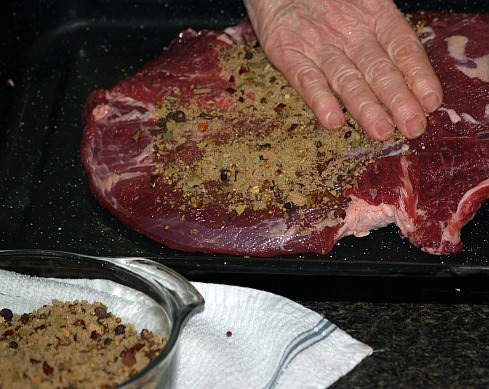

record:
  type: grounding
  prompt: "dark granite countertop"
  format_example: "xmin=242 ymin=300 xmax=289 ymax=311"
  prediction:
xmin=306 ymin=301 xmax=489 ymax=388
xmin=192 ymin=273 xmax=489 ymax=388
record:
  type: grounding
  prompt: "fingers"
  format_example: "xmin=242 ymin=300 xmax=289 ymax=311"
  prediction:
xmin=376 ymin=8 xmax=443 ymax=114
xmin=276 ymin=36 xmax=436 ymax=140
xmin=386 ymin=35 xmax=443 ymax=115
xmin=274 ymin=45 xmax=400 ymax=140
xmin=269 ymin=30 xmax=439 ymax=141
xmin=325 ymin=12 xmax=443 ymax=139
xmin=276 ymin=49 xmax=346 ymax=131
xmin=342 ymin=33 xmax=428 ymax=139
xmin=272 ymin=45 xmax=398 ymax=140
xmin=317 ymin=44 xmax=394 ymax=140
xmin=244 ymin=0 xmax=443 ymax=141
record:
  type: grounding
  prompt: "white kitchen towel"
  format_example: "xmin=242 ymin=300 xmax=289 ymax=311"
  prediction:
xmin=178 ymin=282 xmax=372 ymax=389
xmin=0 ymin=270 xmax=372 ymax=389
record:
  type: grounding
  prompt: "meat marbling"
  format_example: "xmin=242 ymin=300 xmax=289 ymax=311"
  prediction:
xmin=81 ymin=12 xmax=489 ymax=257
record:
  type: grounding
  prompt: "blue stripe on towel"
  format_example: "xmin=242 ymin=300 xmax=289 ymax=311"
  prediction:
xmin=263 ymin=318 xmax=337 ymax=389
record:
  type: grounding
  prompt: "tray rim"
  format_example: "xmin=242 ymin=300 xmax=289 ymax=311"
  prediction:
xmin=2 ymin=3 xmax=489 ymax=278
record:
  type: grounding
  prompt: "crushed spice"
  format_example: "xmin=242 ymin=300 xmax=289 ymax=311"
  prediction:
xmin=0 ymin=300 xmax=165 ymax=389
xmin=150 ymin=42 xmax=406 ymax=221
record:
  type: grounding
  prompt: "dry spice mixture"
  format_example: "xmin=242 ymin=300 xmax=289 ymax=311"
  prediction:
xmin=150 ymin=41 xmax=406 ymax=219
xmin=0 ymin=300 xmax=165 ymax=389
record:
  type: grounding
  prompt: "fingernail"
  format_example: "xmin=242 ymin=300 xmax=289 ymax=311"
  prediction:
xmin=374 ymin=119 xmax=395 ymax=140
xmin=422 ymin=91 xmax=441 ymax=113
xmin=325 ymin=112 xmax=343 ymax=130
xmin=405 ymin=115 xmax=425 ymax=138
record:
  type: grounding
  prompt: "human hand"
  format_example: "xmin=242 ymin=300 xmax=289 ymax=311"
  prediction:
xmin=243 ymin=0 xmax=443 ymax=140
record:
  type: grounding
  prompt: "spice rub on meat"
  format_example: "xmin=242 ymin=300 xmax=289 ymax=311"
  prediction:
xmin=81 ymin=14 xmax=489 ymax=256
xmin=150 ymin=43 xmax=405 ymax=218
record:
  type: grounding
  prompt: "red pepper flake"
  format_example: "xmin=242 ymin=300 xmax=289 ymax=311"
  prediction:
xmin=122 ymin=351 xmax=137 ymax=367
xmin=43 ymin=361 xmax=54 ymax=376
xmin=238 ymin=65 xmax=249 ymax=75
xmin=90 ymin=330 xmax=101 ymax=340
xmin=129 ymin=343 xmax=145 ymax=353
xmin=198 ymin=122 xmax=209 ymax=132
xmin=274 ymin=103 xmax=286 ymax=114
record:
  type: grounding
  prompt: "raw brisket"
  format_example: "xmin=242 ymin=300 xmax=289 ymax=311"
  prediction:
xmin=81 ymin=12 xmax=489 ymax=256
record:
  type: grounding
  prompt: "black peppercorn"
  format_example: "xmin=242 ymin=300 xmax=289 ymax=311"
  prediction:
xmin=0 ymin=308 xmax=13 ymax=322
xmin=288 ymin=123 xmax=299 ymax=132
xmin=166 ymin=110 xmax=186 ymax=123
xmin=94 ymin=306 xmax=108 ymax=320
xmin=220 ymin=169 xmax=230 ymax=181
xmin=173 ymin=110 xmax=186 ymax=122
xmin=20 ymin=313 xmax=31 ymax=325
xmin=114 ymin=324 xmax=126 ymax=335
xmin=257 ymin=143 xmax=272 ymax=150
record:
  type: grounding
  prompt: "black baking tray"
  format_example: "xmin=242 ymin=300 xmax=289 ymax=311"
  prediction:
xmin=1 ymin=0 xmax=489 ymax=277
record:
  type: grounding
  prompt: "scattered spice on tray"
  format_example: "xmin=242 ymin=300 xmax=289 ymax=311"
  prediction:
xmin=0 ymin=300 xmax=165 ymax=389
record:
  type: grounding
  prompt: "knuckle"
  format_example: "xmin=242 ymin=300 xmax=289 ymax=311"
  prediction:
xmin=296 ymin=66 xmax=320 ymax=89
xmin=294 ymin=65 xmax=334 ymax=112
xmin=374 ymin=78 xmax=407 ymax=108
xmin=403 ymin=65 xmax=424 ymax=88
xmin=389 ymin=92 xmax=407 ymax=108
xmin=330 ymin=67 xmax=363 ymax=96
xmin=364 ymin=58 xmax=398 ymax=87
xmin=388 ymin=37 xmax=424 ymax=63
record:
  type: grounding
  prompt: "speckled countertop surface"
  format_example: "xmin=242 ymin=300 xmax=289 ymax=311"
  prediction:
xmin=192 ymin=273 xmax=489 ymax=388
xmin=306 ymin=301 xmax=489 ymax=388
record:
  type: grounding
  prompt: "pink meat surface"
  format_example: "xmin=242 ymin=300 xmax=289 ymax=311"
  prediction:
xmin=81 ymin=13 xmax=489 ymax=257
